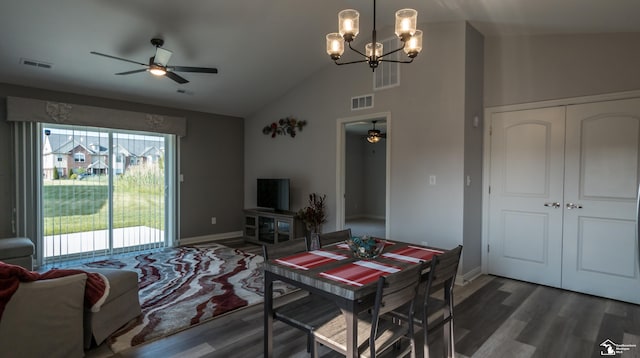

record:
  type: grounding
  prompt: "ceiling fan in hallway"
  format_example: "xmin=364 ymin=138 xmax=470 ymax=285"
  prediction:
xmin=90 ymin=38 xmax=218 ymax=84
xmin=365 ymin=120 xmax=386 ymax=143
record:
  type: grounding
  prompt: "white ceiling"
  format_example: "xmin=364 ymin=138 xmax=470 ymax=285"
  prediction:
xmin=1 ymin=0 xmax=639 ymax=118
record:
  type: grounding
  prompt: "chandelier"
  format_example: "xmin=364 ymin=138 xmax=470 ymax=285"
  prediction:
xmin=325 ymin=0 xmax=423 ymax=71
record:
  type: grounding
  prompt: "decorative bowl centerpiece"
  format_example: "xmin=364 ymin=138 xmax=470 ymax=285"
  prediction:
xmin=346 ymin=235 xmax=386 ymax=259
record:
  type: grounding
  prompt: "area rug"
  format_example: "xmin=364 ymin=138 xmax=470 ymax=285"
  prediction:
xmin=82 ymin=242 xmax=291 ymax=353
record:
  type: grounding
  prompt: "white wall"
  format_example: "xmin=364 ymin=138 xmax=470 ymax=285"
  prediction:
xmin=245 ymin=22 xmax=469 ymax=253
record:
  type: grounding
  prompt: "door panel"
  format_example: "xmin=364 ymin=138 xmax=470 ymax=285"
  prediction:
xmin=488 ymin=107 xmax=566 ymax=287
xmin=562 ymin=98 xmax=640 ymax=304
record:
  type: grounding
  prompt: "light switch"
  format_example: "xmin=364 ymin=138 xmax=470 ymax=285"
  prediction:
xmin=429 ymin=175 xmax=436 ymax=185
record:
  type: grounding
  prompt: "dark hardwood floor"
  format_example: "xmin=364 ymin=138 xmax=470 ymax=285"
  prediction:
xmin=88 ymin=238 xmax=640 ymax=358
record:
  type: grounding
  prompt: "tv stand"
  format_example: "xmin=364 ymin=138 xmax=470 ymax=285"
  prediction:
xmin=244 ymin=209 xmax=306 ymax=245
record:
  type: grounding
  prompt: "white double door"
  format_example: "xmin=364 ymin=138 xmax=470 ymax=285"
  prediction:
xmin=488 ymin=97 xmax=640 ymax=304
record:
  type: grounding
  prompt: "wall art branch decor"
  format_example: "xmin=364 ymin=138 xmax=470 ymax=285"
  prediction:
xmin=263 ymin=116 xmax=307 ymax=138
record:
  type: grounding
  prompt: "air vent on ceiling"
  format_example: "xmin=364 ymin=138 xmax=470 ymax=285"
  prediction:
xmin=20 ymin=58 xmax=53 ymax=69
xmin=351 ymin=94 xmax=374 ymax=111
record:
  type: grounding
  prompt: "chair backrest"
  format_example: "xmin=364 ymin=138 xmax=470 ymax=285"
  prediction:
xmin=317 ymin=229 xmax=352 ymax=248
xmin=368 ymin=263 xmax=422 ymax=356
xmin=261 ymin=239 xmax=309 ymax=260
xmin=427 ymin=245 xmax=463 ymax=290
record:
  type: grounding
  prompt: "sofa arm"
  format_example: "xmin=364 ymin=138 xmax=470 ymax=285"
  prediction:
xmin=0 ymin=273 xmax=87 ymax=358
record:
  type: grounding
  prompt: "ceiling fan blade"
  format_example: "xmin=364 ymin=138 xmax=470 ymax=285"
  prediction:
xmin=169 ymin=66 xmax=218 ymax=74
xmin=115 ymin=69 xmax=148 ymax=75
xmin=165 ymin=71 xmax=189 ymax=84
xmin=154 ymin=47 xmax=172 ymax=66
xmin=90 ymin=51 xmax=147 ymax=66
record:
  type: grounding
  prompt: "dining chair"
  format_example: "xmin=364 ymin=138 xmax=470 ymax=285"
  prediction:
xmin=390 ymin=245 xmax=463 ymax=358
xmin=310 ymin=263 xmax=423 ymax=358
xmin=261 ymin=238 xmax=310 ymax=261
xmin=316 ymin=228 xmax=352 ymax=249
xmin=262 ymin=239 xmax=341 ymax=353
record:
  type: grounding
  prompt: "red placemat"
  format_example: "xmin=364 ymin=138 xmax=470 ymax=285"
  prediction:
xmin=274 ymin=250 xmax=348 ymax=270
xmin=381 ymin=246 xmax=444 ymax=263
xmin=319 ymin=260 xmax=402 ymax=286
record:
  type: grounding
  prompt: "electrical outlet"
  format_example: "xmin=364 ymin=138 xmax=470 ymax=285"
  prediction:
xmin=211 ymin=217 xmax=217 ymax=225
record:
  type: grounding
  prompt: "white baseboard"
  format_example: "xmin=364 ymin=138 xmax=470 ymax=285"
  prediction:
xmin=179 ymin=231 xmax=244 ymax=246
xmin=455 ymin=266 xmax=482 ymax=286
xmin=345 ymin=214 xmax=385 ymax=221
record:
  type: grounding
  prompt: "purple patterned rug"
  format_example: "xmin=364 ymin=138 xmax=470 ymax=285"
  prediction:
xmin=82 ymin=242 xmax=291 ymax=353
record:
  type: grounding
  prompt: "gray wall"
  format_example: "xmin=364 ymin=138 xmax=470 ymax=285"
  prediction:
xmin=462 ymin=24 xmax=485 ymax=274
xmin=245 ymin=22 xmax=472 ymax=263
xmin=0 ymin=82 xmax=244 ymax=240
xmin=345 ymin=133 xmax=365 ymax=218
xmin=345 ymin=133 xmax=386 ymax=219
xmin=485 ymin=32 xmax=640 ymax=107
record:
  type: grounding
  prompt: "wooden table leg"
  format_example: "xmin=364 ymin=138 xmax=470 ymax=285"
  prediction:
xmin=342 ymin=302 xmax=358 ymax=358
xmin=264 ymin=271 xmax=274 ymax=358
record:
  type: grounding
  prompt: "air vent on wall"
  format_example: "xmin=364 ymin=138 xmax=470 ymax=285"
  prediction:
xmin=20 ymin=58 xmax=53 ymax=69
xmin=351 ymin=94 xmax=374 ymax=111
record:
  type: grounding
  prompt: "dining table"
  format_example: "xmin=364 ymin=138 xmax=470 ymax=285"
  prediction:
xmin=263 ymin=239 xmax=445 ymax=358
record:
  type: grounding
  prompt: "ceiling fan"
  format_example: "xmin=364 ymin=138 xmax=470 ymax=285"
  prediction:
xmin=366 ymin=120 xmax=386 ymax=143
xmin=90 ymin=38 xmax=218 ymax=84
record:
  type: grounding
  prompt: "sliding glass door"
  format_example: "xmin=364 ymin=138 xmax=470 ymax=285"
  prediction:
xmin=42 ymin=124 xmax=174 ymax=264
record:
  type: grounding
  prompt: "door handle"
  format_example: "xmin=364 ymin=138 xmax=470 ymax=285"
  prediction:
xmin=566 ymin=203 xmax=583 ymax=209
xmin=544 ymin=202 xmax=561 ymax=208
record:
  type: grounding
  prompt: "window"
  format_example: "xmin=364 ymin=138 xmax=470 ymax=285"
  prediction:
xmin=57 ymin=156 xmax=62 ymax=162
xmin=40 ymin=124 xmax=176 ymax=265
xmin=373 ymin=37 xmax=401 ymax=90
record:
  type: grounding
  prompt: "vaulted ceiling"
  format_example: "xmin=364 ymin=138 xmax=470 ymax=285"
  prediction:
xmin=1 ymin=0 xmax=639 ymax=118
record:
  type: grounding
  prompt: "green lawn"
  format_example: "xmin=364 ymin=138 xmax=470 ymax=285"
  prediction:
xmin=43 ymin=176 xmax=165 ymax=236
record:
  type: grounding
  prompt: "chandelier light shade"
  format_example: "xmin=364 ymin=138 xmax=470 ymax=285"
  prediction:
xmin=404 ymin=30 xmax=423 ymax=57
xmin=395 ymin=9 xmax=417 ymax=39
xmin=338 ymin=9 xmax=360 ymax=40
xmin=326 ymin=0 xmax=423 ymax=71
xmin=365 ymin=42 xmax=383 ymax=58
xmin=326 ymin=33 xmax=344 ymax=59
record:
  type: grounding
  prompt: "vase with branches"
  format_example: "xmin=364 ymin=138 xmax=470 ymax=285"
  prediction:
xmin=296 ymin=193 xmax=327 ymax=249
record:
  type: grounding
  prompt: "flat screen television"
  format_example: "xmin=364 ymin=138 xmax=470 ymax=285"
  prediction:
xmin=257 ymin=178 xmax=290 ymax=212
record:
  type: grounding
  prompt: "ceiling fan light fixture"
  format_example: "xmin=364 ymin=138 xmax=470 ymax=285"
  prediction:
xmin=367 ymin=134 xmax=381 ymax=143
xmin=149 ymin=65 xmax=166 ymax=76
xmin=367 ymin=129 xmax=382 ymax=143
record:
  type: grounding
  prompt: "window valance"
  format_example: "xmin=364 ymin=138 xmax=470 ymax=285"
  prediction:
xmin=6 ymin=96 xmax=187 ymax=136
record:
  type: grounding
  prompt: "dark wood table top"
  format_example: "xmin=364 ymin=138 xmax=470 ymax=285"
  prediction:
xmin=264 ymin=240 xmax=444 ymax=300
